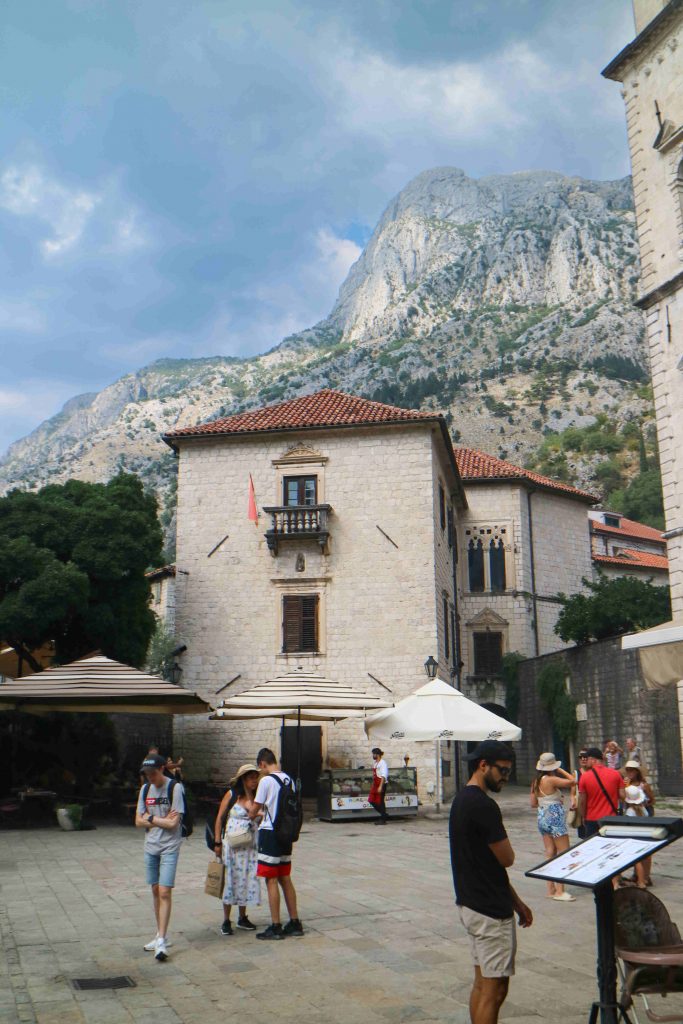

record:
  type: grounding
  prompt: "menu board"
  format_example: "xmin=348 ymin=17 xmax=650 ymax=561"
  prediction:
xmin=333 ymin=793 xmax=418 ymax=811
xmin=527 ymin=834 xmax=668 ymax=888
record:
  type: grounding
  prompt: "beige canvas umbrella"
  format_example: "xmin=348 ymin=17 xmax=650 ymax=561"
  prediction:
xmin=211 ymin=669 xmax=392 ymax=784
xmin=622 ymin=618 xmax=683 ymax=690
xmin=0 ymin=654 xmax=210 ymax=715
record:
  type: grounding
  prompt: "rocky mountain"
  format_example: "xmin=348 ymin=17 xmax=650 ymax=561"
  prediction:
xmin=0 ymin=167 xmax=652 ymax=543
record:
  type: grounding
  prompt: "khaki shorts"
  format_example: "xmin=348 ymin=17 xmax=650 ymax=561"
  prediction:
xmin=459 ymin=906 xmax=517 ymax=978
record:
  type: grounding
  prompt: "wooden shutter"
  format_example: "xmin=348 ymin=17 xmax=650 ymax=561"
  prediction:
xmin=282 ymin=595 xmax=318 ymax=652
xmin=473 ymin=632 xmax=503 ymax=676
xmin=443 ymin=596 xmax=450 ymax=661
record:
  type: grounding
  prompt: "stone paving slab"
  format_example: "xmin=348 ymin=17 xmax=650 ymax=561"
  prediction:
xmin=1 ymin=789 xmax=683 ymax=1022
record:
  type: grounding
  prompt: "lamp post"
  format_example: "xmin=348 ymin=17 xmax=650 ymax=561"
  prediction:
xmin=424 ymin=655 xmax=441 ymax=811
xmin=170 ymin=661 xmax=183 ymax=685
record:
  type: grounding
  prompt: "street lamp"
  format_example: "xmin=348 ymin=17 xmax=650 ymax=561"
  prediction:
xmin=424 ymin=655 xmax=438 ymax=679
xmin=170 ymin=661 xmax=183 ymax=684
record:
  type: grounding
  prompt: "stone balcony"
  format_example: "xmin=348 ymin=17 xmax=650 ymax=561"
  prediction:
xmin=263 ymin=504 xmax=332 ymax=555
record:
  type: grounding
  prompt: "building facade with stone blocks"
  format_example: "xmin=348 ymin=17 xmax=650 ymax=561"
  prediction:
xmin=588 ymin=509 xmax=669 ymax=582
xmin=603 ymin=0 xmax=683 ymax=614
xmin=145 ymin=564 xmax=177 ymax=633
xmin=163 ymin=391 xmax=465 ymax=800
xmin=453 ymin=449 xmax=597 ymax=709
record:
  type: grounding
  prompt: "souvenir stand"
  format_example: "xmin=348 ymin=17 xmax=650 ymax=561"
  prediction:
xmin=526 ymin=817 xmax=683 ymax=1024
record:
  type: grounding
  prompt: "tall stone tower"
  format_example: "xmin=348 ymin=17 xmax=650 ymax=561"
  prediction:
xmin=603 ymin=1 xmax=683 ymax=613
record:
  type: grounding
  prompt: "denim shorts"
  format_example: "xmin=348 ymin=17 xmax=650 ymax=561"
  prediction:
xmin=145 ymin=848 xmax=180 ymax=888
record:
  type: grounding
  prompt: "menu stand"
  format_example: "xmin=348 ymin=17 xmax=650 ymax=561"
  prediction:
xmin=526 ymin=817 xmax=683 ymax=1024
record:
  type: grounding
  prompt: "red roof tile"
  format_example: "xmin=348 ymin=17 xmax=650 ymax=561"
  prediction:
xmin=593 ymin=548 xmax=669 ymax=571
xmin=164 ymin=389 xmax=437 ymax=440
xmin=454 ymin=448 xmax=598 ymax=503
xmin=590 ymin=517 xmax=665 ymax=543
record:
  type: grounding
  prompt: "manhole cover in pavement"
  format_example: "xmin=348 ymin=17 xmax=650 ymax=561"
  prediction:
xmin=71 ymin=977 xmax=136 ymax=991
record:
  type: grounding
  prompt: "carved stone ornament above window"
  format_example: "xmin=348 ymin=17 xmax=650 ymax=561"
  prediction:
xmin=272 ymin=444 xmax=328 ymax=467
xmin=653 ymin=119 xmax=683 ymax=152
xmin=465 ymin=608 xmax=509 ymax=630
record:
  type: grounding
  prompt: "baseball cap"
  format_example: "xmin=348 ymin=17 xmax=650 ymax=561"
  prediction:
xmin=584 ymin=747 xmax=603 ymax=760
xmin=140 ymin=754 xmax=166 ymax=771
xmin=467 ymin=740 xmax=515 ymax=763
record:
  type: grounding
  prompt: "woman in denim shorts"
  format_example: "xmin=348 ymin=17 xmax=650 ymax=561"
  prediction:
xmin=530 ymin=752 xmax=577 ymax=902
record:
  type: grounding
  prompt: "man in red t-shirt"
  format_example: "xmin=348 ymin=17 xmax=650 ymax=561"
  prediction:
xmin=578 ymin=747 xmax=625 ymax=837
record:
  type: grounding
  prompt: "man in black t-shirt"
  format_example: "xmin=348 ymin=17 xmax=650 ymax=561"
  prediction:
xmin=449 ymin=741 xmax=532 ymax=1024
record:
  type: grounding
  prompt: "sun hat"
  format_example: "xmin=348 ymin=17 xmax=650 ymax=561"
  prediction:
xmin=229 ymin=763 xmax=260 ymax=787
xmin=624 ymin=760 xmax=642 ymax=771
xmin=536 ymin=752 xmax=562 ymax=772
xmin=624 ymin=785 xmax=646 ymax=805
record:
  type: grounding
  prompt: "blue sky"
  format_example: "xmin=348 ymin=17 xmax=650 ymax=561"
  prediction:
xmin=0 ymin=0 xmax=634 ymax=455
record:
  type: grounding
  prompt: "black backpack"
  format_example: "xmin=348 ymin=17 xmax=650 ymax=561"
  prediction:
xmin=271 ymin=774 xmax=303 ymax=845
xmin=142 ymin=779 xmax=193 ymax=839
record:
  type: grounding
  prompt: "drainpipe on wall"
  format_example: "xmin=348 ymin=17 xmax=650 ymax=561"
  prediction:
xmin=526 ymin=489 xmax=540 ymax=658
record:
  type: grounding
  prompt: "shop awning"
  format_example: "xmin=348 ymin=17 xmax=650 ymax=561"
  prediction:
xmin=0 ymin=654 xmax=210 ymax=715
xmin=622 ymin=618 xmax=683 ymax=690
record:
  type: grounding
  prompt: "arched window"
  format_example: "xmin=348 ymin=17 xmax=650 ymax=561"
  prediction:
xmin=468 ymin=538 xmax=485 ymax=592
xmin=489 ymin=538 xmax=506 ymax=592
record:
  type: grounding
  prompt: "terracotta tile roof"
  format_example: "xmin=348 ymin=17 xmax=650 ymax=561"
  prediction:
xmin=590 ymin=517 xmax=665 ymax=544
xmin=164 ymin=389 xmax=437 ymax=441
xmin=454 ymin=448 xmax=599 ymax=503
xmin=593 ymin=548 xmax=669 ymax=571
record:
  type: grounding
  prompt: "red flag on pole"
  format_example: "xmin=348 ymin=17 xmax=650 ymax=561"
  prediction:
xmin=247 ymin=475 xmax=258 ymax=525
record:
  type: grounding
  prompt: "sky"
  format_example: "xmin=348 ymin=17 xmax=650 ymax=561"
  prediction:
xmin=0 ymin=0 xmax=635 ymax=456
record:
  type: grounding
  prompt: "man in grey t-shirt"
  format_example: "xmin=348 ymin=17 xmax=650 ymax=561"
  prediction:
xmin=135 ymin=754 xmax=184 ymax=961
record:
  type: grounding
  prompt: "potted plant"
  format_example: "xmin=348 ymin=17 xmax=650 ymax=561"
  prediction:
xmin=56 ymin=803 xmax=84 ymax=831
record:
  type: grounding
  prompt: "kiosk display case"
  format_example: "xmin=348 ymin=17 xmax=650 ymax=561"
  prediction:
xmin=317 ymin=767 xmax=418 ymax=821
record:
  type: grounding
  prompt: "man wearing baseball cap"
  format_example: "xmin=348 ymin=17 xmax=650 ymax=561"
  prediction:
xmin=135 ymin=753 xmax=185 ymax=961
xmin=449 ymin=740 xmax=533 ymax=1024
xmin=578 ymin=747 xmax=625 ymax=839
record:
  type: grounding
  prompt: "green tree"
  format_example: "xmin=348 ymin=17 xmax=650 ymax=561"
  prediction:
xmin=0 ymin=474 xmax=163 ymax=670
xmin=555 ymin=574 xmax=671 ymax=645
xmin=608 ymin=468 xmax=665 ymax=530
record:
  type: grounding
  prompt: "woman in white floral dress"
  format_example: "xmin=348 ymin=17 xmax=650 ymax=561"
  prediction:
xmin=213 ymin=764 xmax=261 ymax=935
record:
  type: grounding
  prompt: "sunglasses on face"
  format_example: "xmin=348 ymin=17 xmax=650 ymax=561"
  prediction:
xmin=490 ymin=763 xmax=512 ymax=777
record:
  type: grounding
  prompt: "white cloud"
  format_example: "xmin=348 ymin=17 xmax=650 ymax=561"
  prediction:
xmin=313 ymin=229 xmax=362 ymax=289
xmin=0 ymin=165 xmax=100 ymax=257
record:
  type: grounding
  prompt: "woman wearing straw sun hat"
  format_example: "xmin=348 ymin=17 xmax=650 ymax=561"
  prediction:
xmin=214 ymin=764 xmax=262 ymax=935
xmin=530 ymin=752 xmax=577 ymax=902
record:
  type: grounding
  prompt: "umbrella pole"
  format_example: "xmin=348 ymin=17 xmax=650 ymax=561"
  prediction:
xmin=296 ymin=707 xmax=302 ymax=794
xmin=435 ymin=737 xmax=441 ymax=814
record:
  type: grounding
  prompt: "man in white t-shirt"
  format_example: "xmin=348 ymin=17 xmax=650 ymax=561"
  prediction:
xmin=249 ymin=747 xmax=303 ymax=941
xmin=135 ymin=754 xmax=184 ymax=961
xmin=370 ymin=747 xmax=390 ymax=824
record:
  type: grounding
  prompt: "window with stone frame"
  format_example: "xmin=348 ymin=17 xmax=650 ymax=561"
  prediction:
xmin=282 ymin=595 xmax=319 ymax=652
xmin=473 ymin=631 xmax=503 ymax=677
xmin=465 ymin=526 xmax=509 ymax=592
xmin=443 ymin=594 xmax=450 ymax=662
xmin=438 ymin=483 xmax=446 ymax=531
xmin=283 ymin=475 xmax=317 ymax=506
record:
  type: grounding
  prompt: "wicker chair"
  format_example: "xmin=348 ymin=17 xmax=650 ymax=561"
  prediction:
xmin=614 ymin=887 xmax=683 ymax=1023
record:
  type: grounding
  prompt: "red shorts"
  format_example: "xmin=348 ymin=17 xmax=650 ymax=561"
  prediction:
xmin=256 ymin=829 xmax=292 ymax=878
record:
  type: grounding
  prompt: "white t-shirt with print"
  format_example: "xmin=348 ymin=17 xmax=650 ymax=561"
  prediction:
xmin=136 ymin=779 xmax=184 ymax=854
xmin=255 ymin=771 xmax=292 ymax=831
xmin=375 ymin=759 xmax=389 ymax=782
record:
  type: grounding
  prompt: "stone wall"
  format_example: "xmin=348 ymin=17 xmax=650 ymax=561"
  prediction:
xmin=515 ymin=637 xmax=683 ymax=795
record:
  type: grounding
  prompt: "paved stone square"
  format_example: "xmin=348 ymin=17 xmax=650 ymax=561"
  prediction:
xmin=1 ymin=789 xmax=683 ymax=1024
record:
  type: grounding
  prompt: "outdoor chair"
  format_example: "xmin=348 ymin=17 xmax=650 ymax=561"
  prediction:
xmin=614 ymin=887 xmax=683 ymax=1023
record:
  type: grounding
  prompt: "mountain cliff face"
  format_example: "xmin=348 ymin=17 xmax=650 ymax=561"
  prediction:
xmin=0 ymin=167 xmax=651 ymax=540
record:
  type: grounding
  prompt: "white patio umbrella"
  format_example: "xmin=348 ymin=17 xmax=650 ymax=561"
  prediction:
xmin=364 ymin=678 xmax=521 ymax=809
xmin=621 ymin=618 xmax=683 ymax=690
xmin=210 ymin=669 xmax=392 ymax=786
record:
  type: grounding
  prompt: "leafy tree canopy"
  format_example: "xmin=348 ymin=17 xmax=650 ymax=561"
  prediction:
xmin=608 ymin=468 xmax=665 ymax=531
xmin=555 ymin=573 xmax=671 ymax=645
xmin=0 ymin=474 xmax=163 ymax=670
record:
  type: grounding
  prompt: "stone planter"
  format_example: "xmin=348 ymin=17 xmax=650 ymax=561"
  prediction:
xmin=57 ymin=808 xmax=76 ymax=830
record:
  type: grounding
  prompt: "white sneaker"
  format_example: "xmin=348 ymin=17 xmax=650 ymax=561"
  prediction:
xmin=155 ymin=937 xmax=169 ymax=962
xmin=144 ymin=935 xmax=173 ymax=951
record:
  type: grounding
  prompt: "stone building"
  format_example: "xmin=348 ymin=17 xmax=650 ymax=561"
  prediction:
xmin=161 ymin=389 xmax=622 ymax=796
xmin=603 ymin=0 xmax=683 ymax=614
xmin=453 ymin=449 xmax=597 ymax=712
xmin=163 ymin=390 xmax=465 ymax=799
xmin=588 ymin=509 xmax=668 ymax=582
xmin=145 ymin=564 xmax=177 ymax=633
